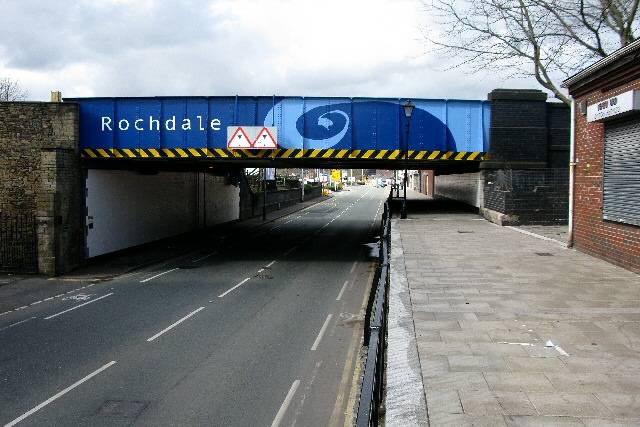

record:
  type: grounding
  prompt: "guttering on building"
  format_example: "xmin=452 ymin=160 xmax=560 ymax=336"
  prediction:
xmin=563 ymin=40 xmax=640 ymax=273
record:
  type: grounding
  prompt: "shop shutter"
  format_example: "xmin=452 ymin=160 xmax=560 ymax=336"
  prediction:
xmin=603 ymin=117 xmax=640 ymax=226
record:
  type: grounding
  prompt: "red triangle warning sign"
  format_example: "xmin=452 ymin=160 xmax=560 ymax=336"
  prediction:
xmin=227 ymin=127 xmax=252 ymax=149
xmin=253 ymin=127 xmax=278 ymax=148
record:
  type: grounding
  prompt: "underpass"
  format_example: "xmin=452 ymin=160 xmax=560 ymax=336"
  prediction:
xmin=0 ymin=185 xmax=386 ymax=426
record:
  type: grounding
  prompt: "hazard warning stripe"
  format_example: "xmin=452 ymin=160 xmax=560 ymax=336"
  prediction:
xmin=82 ymin=148 xmax=485 ymax=161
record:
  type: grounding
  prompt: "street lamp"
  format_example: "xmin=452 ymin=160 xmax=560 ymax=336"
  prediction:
xmin=401 ymin=100 xmax=414 ymax=219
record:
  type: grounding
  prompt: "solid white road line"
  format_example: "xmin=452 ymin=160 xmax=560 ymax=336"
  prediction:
xmin=192 ymin=251 xmax=218 ymax=263
xmin=139 ymin=268 xmax=179 ymax=283
xmin=4 ymin=361 xmax=117 ymax=427
xmin=336 ymin=280 xmax=349 ymax=301
xmin=44 ymin=293 xmax=114 ymax=320
xmin=146 ymin=307 xmax=205 ymax=342
xmin=266 ymin=260 xmax=277 ymax=268
xmin=218 ymin=278 xmax=251 ymax=298
xmin=310 ymin=314 xmax=333 ymax=351
xmin=271 ymin=379 xmax=300 ymax=427
xmin=349 ymin=260 xmax=358 ymax=274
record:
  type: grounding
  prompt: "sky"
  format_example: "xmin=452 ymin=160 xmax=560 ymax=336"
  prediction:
xmin=0 ymin=0 xmax=539 ymax=101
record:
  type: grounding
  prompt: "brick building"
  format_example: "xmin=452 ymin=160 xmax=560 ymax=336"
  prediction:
xmin=564 ymin=40 xmax=640 ymax=273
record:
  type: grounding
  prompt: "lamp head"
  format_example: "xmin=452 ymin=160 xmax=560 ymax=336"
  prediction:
xmin=403 ymin=100 xmax=415 ymax=118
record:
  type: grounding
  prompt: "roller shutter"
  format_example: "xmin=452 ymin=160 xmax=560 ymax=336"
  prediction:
xmin=603 ymin=118 xmax=640 ymax=226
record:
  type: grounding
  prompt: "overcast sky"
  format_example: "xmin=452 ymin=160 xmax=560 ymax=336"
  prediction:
xmin=0 ymin=0 xmax=538 ymax=101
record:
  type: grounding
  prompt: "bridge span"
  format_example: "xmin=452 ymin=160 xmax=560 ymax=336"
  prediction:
xmin=68 ymin=96 xmax=490 ymax=169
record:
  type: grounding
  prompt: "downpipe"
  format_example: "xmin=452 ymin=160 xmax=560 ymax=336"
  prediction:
xmin=567 ymin=98 xmax=576 ymax=248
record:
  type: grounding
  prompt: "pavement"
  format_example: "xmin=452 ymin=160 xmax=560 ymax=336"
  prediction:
xmin=386 ymin=190 xmax=640 ymax=427
xmin=0 ymin=185 xmax=385 ymax=426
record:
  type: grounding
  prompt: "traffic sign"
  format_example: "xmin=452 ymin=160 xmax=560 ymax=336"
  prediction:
xmin=253 ymin=127 xmax=278 ymax=148
xmin=227 ymin=127 xmax=252 ymax=148
xmin=227 ymin=126 xmax=278 ymax=150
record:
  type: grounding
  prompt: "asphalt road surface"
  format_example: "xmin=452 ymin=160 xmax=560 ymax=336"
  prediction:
xmin=0 ymin=185 xmax=387 ymax=427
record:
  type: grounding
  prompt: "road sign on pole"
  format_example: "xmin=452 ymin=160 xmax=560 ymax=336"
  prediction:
xmin=227 ymin=126 xmax=278 ymax=150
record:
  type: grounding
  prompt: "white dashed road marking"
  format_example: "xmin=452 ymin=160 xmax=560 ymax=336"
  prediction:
xmin=218 ymin=278 xmax=251 ymax=298
xmin=336 ymin=280 xmax=349 ymax=301
xmin=140 ymin=268 xmax=179 ymax=283
xmin=0 ymin=317 xmax=36 ymax=332
xmin=271 ymin=380 xmax=300 ymax=427
xmin=311 ymin=314 xmax=333 ymax=351
xmin=4 ymin=361 xmax=117 ymax=427
xmin=147 ymin=307 xmax=205 ymax=342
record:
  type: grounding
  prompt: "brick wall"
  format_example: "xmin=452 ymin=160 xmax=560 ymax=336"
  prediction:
xmin=481 ymin=89 xmax=570 ymax=225
xmin=483 ymin=168 xmax=568 ymax=224
xmin=0 ymin=102 xmax=83 ymax=274
xmin=572 ymin=78 xmax=640 ymax=273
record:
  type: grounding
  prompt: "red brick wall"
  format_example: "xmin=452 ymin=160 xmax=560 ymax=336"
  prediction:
xmin=573 ymin=78 xmax=640 ymax=273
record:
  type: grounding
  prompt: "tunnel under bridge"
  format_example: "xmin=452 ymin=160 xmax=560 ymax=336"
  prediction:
xmin=69 ymin=96 xmax=490 ymax=172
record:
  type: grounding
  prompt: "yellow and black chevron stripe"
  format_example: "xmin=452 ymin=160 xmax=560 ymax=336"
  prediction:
xmin=82 ymin=148 xmax=486 ymax=161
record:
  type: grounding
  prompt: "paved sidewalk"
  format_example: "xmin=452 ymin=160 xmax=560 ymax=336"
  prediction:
xmin=386 ymin=196 xmax=640 ymax=426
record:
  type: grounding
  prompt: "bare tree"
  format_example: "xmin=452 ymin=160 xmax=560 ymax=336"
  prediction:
xmin=426 ymin=0 xmax=639 ymax=104
xmin=0 ymin=77 xmax=29 ymax=101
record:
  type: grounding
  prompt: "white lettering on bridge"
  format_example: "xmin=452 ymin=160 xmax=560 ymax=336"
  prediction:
xmin=101 ymin=116 xmax=222 ymax=132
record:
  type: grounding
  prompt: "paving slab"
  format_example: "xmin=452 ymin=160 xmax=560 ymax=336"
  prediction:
xmin=385 ymin=192 xmax=640 ymax=426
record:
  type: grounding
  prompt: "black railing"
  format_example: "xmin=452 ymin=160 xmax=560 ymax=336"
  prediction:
xmin=0 ymin=213 xmax=37 ymax=273
xmin=356 ymin=191 xmax=392 ymax=426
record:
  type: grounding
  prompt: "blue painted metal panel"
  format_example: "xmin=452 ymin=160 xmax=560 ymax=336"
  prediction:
xmin=79 ymin=99 xmax=114 ymax=149
xmin=186 ymin=98 xmax=208 ymax=148
xmin=69 ymin=96 xmax=491 ymax=153
xmin=301 ymin=98 xmax=352 ymax=150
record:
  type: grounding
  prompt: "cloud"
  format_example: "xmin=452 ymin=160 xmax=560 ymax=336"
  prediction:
xmin=0 ymin=0 xmax=541 ymax=101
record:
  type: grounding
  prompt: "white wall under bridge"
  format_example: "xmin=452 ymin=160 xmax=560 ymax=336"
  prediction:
xmin=85 ymin=170 xmax=239 ymax=257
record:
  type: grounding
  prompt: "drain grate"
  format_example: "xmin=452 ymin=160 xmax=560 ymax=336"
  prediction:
xmin=535 ymin=252 xmax=554 ymax=257
xmin=457 ymin=230 xmax=474 ymax=234
xmin=96 ymin=400 xmax=149 ymax=418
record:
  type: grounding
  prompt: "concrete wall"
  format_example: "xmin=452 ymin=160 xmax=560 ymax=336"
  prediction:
xmin=201 ymin=174 xmax=240 ymax=227
xmin=434 ymin=172 xmax=483 ymax=207
xmin=86 ymin=170 xmax=239 ymax=257
xmin=0 ymin=102 xmax=83 ymax=274
xmin=239 ymin=174 xmax=322 ymax=219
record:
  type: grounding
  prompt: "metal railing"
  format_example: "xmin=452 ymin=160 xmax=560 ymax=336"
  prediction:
xmin=356 ymin=191 xmax=392 ymax=426
xmin=0 ymin=213 xmax=37 ymax=273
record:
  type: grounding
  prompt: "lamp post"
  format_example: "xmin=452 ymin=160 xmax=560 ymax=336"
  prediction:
xmin=401 ymin=100 xmax=414 ymax=219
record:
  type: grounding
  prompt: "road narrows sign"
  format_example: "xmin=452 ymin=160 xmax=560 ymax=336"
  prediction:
xmin=227 ymin=127 xmax=253 ymax=148
xmin=227 ymin=126 xmax=278 ymax=150
xmin=253 ymin=127 xmax=278 ymax=148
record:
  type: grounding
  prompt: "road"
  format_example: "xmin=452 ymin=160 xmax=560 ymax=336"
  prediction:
xmin=0 ymin=185 xmax=387 ymax=427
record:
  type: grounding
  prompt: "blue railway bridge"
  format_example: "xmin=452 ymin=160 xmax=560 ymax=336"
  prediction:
xmin=68 ymin=96 xmax=490 ymax=169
